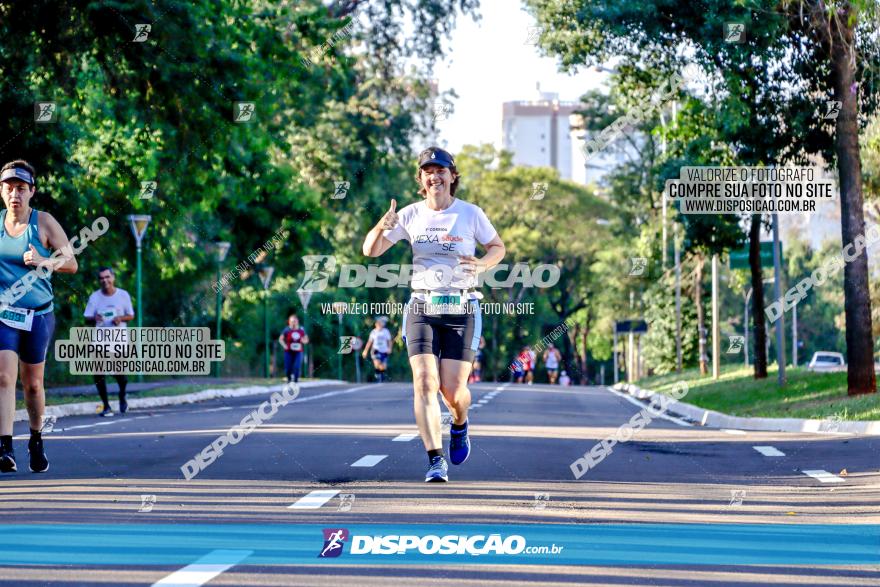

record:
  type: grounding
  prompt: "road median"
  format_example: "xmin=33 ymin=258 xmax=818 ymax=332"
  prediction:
xmin=613 ymin=366 xmax=880 ymax=435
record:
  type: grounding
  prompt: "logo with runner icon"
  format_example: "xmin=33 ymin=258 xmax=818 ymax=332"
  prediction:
xmin=298 ymin=255 xmax=337 ymax=292
xmin=319 ymin=528 xmax=349 ymax=558
xmin=726 ymin=335 xmax=744 ymax=354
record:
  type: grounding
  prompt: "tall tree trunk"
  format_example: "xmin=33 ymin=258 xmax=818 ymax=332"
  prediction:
xmin=695 ymin=254 xmax=708 ymax=375
xmin=829 ymin=5 xmax=876 ymax=395
xmin=749 ymin=214 xmax=768 ymax=379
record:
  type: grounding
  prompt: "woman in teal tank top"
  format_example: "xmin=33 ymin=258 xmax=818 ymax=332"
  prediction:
xmin=0 ymin=160 xmax=79 ymax=475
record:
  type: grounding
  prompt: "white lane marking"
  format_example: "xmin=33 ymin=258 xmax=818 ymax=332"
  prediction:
xmin=17 ymin=415 xmax=154 ymax=436
xmin=802 ymin=469 xmax=846 ymax=483
xmin=722 ymin=429 xmax=747 ymax=435
xmin=293 ymin=384 xmax=379 ymax=404
xmin=288 ymin=489 xmax=340 ymax=509
xmin=392 ymin=433 xmax=418 ymax=442
xmin=152 ymin=549 xmax=252 ymax=586
xmin=64 ymin=421 xmax=120 ymax=431
xmin=603 ymin=386 xmax=693 ymax=427
xmin=351 ymin=454 xmax=387 ymax=467
xmin=753 ymin=446 xmax=785 ymax=457
xmin=202 ymin=407 xmax=233 ymax=412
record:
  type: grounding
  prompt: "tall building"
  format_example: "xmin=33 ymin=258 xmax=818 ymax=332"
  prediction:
xmin=501 ymin=86 xmax=580 ymax=180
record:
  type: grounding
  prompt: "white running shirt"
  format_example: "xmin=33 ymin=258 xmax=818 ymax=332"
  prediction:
xmin=369 ymin=327 xmax=392 ymax=353
xmin=383 ymin=198 xmax=497 ymax=292
xmin=84 ymin=289 xmax=134 ymax=328
xmin=545 ymin=350 xmax=560 ymax=369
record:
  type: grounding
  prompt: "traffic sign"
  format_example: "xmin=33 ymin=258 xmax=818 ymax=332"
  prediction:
xmin=729 ymin=242 xmax=780 ymax=270
xmin=615 ymin=319 xmax=647 ymax=334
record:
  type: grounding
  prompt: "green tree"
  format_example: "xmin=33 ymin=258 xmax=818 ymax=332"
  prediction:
xmin=527 ymin=0 xmax=880 ymax=393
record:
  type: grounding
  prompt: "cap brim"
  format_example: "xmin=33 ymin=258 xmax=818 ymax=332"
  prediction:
xmin=419 ymin=160 xmax=452 ymax=169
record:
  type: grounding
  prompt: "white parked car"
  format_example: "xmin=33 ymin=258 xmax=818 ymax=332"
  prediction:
xmin=807 ymin=352 xmax=846 ymax=372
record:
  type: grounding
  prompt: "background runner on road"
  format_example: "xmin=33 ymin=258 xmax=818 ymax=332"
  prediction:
xmin=84 ymin=266 xmax=135 ymax=417
xmin=278 ymin=314 xmax=308 ymax=383
xmin=362 ymin=317 xmax=393 ymax=382
xmin=469 ymin=335 xmax=485 ymax=383
xmin=544 ymin=342 xmax=561 ymax=384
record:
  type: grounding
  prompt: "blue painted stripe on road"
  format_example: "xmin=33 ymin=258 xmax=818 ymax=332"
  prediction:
xmin=0 ymin=524 xmax=876 ymax=566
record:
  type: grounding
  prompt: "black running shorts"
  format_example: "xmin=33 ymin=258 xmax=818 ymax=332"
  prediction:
xmin=402 ymin=299 xmax=482 ymax=362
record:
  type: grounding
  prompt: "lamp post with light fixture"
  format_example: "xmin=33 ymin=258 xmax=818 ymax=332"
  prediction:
xmin=127 ymin=215 xmax=151 ymax=382
xmin=257 ymin=265 xmax=275 ymax=378
xmin=214 ymin=241 xmax=231 ymax=377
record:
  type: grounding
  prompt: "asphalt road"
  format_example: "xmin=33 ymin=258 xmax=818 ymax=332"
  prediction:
xmin=1 ymin=381 xmax=878 ymax=586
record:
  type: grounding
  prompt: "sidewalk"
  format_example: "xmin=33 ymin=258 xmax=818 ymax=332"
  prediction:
xmin=611 ymin=382 xmax=880 ymax=435
xmin=16 ymin=379 xmax=347 ymax=422
xmin=43 ymin=378 xmax=243 ymax=397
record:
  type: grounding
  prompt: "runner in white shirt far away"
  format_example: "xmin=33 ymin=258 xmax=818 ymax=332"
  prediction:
xmin=362 ymin=318 xmax=393 ymax=382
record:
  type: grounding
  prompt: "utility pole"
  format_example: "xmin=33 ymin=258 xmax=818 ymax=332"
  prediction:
xmin=675 ymin=224 xmax=682 ymax=372
xmin=772 ymin=214 xmax=786 ymax=386
xmin=613 ymin=325 xmax=619 ymax=384
xmin=712 ymin=254 xmax=720 ymax=379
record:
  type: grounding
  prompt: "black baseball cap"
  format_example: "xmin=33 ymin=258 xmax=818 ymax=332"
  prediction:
xmin=418 ymin=148 xmax=455 ymax=169
xmin=0 ymin=167 xmax=34 ymax=186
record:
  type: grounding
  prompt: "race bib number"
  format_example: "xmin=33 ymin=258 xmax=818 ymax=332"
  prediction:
xmin=290 ymin=342 xmax=303 ymax=351
xmin=425 ymin=292 xmax=467 ymax=316
xmin=100 ymin=307 xmax=117 ymax=326
xmin=0 ymin=306 xmax=34 ymax=331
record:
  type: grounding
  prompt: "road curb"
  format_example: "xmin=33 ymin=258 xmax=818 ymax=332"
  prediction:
xmin=15 ymin=379 xmax=348 ymax=422
xmin=611 ymin=382 xmax=880 ymax=435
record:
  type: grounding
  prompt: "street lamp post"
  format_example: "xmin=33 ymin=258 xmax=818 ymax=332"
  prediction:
xmin=771 ymin=214 xmax=786 ymax=386
xmin=127 ymin=215 xmax=151 ymax=383
xmin=257 ymin=265 xmax=275 ymax=379
xmin=674 ymin=224 xmax=682 ymax=372
xmin=214 ymin=241 xmax=231 ymax=377
xmin=331 ymin=302 xmax=347 ymax=381
xmin=297 ymin=290 xmax=313 ymax=378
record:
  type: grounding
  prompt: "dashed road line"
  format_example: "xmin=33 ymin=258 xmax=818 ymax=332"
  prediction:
xmin=802 ymin=469 xmax=846 ymax=483
xmin=351 ymin=454 xmax=387 ymax=467
xmin=152 ymin=549 xmax=252 ymax=586
xmin=288 ymin=489 xmax=340 ymax=509
xmin=753 ymin=446 xmax=785 ymax=457
xmin=392 ymin=433 xmax=418 ymax=442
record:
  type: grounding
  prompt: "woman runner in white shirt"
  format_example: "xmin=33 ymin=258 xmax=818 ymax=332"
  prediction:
xmin=362 ymin=147 xmax=505 ymax=482
xmin=362 ymin=318 xmax=393 ymax=382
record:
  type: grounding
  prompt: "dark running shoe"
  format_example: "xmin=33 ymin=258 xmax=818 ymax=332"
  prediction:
xmin=449 ymin=420 xmax=471 ymax=465
xmin=28 ymin=436 xmax=49 ymax=473
xmin=425 ymin=456 xmax=449 ymax=482
xmin=0 ymin=444 xmax=16 ymax=473
xmin=99 ymin=407 xmax=114 ymax=417
xmin=119 ymin=398 xmax=128 ymax=414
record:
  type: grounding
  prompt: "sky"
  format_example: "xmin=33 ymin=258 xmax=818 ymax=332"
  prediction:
xmin=430 ymin=0 xmax=608 ymax=153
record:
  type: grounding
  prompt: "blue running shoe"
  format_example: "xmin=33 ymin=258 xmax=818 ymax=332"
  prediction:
xmin=425 ymin=456 xmax=449 ymax=482
xmin=449 ymin=420 xmax=470 ymax=465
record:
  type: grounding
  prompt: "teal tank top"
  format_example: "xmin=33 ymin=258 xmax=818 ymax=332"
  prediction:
xmin=0 ymin=209 xmax=54 ymax=314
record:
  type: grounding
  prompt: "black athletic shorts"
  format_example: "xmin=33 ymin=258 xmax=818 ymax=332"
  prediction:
xmin=402 ymin=299 xmax=482 ymax=362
